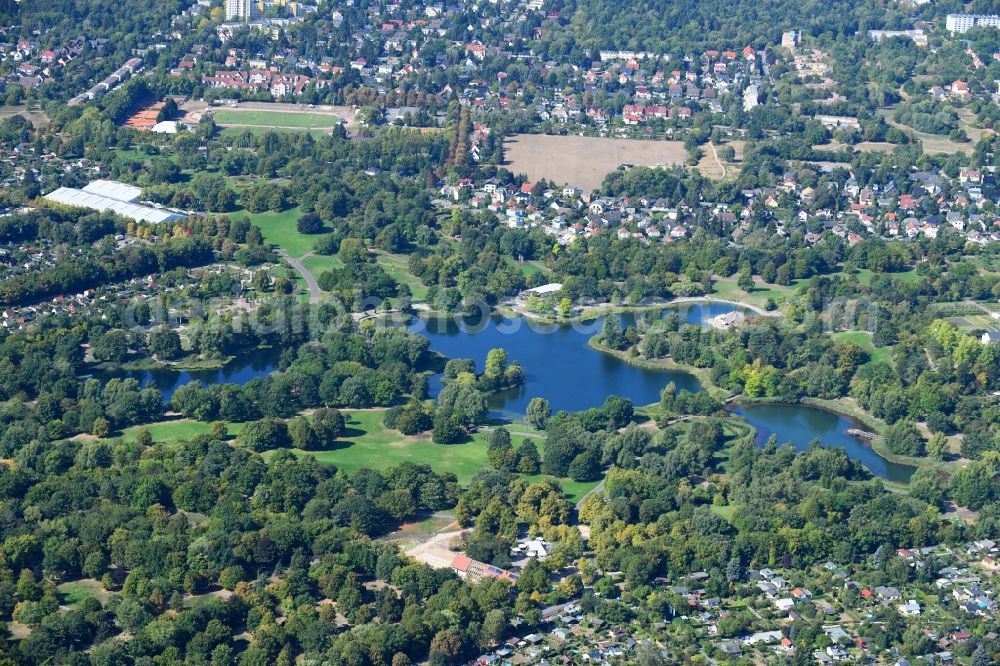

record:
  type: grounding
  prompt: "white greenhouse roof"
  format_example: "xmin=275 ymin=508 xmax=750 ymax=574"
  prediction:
xmin=44 ymin=186 xmax=184 ymax=224
xmin=81 ymin=179 xmax=143 ymax=203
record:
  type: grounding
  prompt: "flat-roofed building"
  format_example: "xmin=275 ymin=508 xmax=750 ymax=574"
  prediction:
xmin=946 ymin=14 xmax=1000 ymax=34
xmin=44 ymin=180 xmax=185 ymax=224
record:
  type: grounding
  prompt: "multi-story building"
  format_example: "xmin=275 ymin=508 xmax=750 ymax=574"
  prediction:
xmin=225 ymin=0 xmax=257 ymax=21
xmin=946 ymin=14 xmax=1000 ymax=34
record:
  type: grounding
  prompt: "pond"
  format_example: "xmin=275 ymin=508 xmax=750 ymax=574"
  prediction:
xmin=732 ymin=403 xmax=915 ymax=483
xmin=101 ymin=345 xmax=285 ymax=402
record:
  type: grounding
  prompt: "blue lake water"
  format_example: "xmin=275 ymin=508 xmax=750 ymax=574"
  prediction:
xmin=101 ymin=345 xmax=285 ymax=402
xmin=409 ymin=304 xmax=736 ymax=419
xmin=98 ymin=301 xmax=912 ymax=480
xmin=732 ymin=404 xmax=915 ymax=483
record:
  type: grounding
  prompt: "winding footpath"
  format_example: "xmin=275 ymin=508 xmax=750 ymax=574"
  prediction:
xmin=278 ymin=250 xmax=321 ymax=303
xmin=707 ymin=142 xmax=727 ymax=179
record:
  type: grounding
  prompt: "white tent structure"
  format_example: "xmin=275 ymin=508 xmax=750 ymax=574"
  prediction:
xmin=44 ymin=180 xmax=184 ymax=225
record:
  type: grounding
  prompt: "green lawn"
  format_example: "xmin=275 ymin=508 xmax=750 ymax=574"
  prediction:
xmin=118 ymin=419 xmax=244 ymax=445
xmin=830 ymin=330 xmax=892 ymax=365
xmin=119 ymin=412 xmax=586 ymax=499
xmin=300 ymin=253 xmax=342 ymax=285
xmin=710 ymin=276 xmax=803 ymax=310
xmin=57 ymin=580 xmax=113 ymax=607
xmin=212 ymin=110 xmax=343 ymax=129
xmin=505 ymin=256 xmax=547 ymax=279
xmin=276 ymin=410 xmax=490 ymax=483
xmin=273 ymin=410 xmax=591 ymax=498
xmin=852 ymin=268 xmax=919 ymax=286
xmin=239 ymin=207 xmax=318 ymax=258
xmin=521 ymin=475 xmax=598 ymax=504
xmin=375 ymin=252 xmax=429 ymax=300
xmin=709 ymin=503 xmax=739 ymax=524
xmin=405 ymin=513 xmax=456 ymax=532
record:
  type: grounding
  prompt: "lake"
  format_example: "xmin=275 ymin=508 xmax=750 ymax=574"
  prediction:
xmin=98 ymin=303 xmax=725 ymax=404
xmin=732 ymin=403 xmax=915 ymax=483
xmin=100 ymin=301 xmax=911 ymax=480
xmin=411 ymin=302 xmax=746 ymax=419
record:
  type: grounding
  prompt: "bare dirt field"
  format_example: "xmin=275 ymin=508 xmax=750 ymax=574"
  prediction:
xmin=817 ymin=140 xmax=898 ymax=154
xmin=0 ymin=105 xmax=49 ymax=128
xmin=729 ymin=139 xmax=746 ymax=160
xmin=695 ymin=139 xmax=746 ymax=180
xmin=180 ymin=100 xmax=358 ymax=129
xmin=504 ymin=134 xmax=687 ymax=190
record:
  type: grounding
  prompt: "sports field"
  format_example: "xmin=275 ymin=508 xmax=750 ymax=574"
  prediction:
xmin=212 ymin=109 xmax=344 ymax=129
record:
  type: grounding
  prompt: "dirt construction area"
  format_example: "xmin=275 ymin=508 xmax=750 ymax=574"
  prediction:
xmin=404 ymin=530 xmax=463 ymax=569
xmin=504 ymin=133 xmax=687 ymax=190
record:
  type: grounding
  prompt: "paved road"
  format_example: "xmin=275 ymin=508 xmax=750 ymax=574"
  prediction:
xmin=279 ymin=250 xmax=321 ymax=303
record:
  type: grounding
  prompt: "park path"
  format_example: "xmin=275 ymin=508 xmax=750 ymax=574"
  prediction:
xmin=575 ymin=478 xmax=605 ymax=511
xmin=278 ymin=250 xmax=321 ymax=303
xmin=707 ymin=142 xmax=727 ymax=179
xmin=478 ymin=424 xmax=545 ymax=439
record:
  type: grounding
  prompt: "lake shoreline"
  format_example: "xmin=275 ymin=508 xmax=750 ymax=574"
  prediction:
xmin=496 ymin=295 xmax=773 ymax=324
xmin=585 ymin=336 xmax=731 ymax=402
xmin=586 ymin=335 xmax=918 ymax=482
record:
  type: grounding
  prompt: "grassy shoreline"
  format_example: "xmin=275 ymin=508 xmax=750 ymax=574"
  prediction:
xmin=495 ymin=295 xmax=772 ymax=325
xmin=111 ymin=355 xmax=235 ymax=372
xmin=586 ymin=336 xmax=733 ymax=401
xmin=585 ymin=338 xmax=958 ymax=482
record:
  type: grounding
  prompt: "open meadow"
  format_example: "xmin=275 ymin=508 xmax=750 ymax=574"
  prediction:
xmin=269 ymin=410 xmax=597 ymax=502
xmin=876 ymin=106 xmax=993 ymax=156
